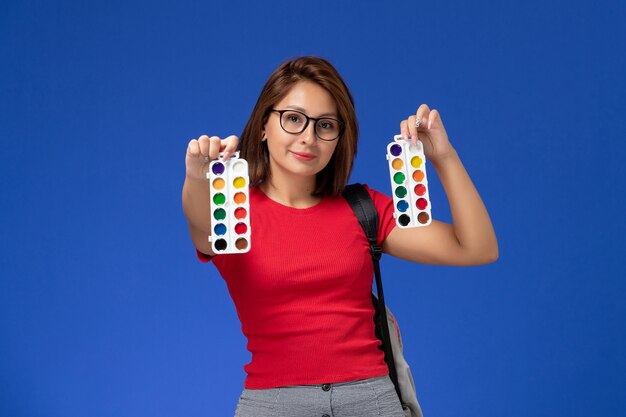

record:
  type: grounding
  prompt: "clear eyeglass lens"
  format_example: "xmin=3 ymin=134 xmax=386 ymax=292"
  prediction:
xmin=316 ymin=119 xmax=339 ymax=140
xmin=281 ymin=111 xmax=305 ymax=132
xmin=280 ymin=111 xmax=340 ymax=141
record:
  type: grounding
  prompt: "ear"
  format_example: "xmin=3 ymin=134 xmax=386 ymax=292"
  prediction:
xmin=261 ymin=131 xmax=267 ymax=141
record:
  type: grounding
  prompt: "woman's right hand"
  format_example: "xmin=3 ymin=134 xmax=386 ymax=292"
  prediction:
xmin=185 ymin=135 xmax=239 ymax=180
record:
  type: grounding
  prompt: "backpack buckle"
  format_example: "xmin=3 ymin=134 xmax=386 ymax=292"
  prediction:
xmin=370 ymin=244 xmax=382 ymax=261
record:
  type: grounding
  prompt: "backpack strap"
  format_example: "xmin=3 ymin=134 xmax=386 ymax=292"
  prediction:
xmin=342 ymin=183 xmax=402 ymax=402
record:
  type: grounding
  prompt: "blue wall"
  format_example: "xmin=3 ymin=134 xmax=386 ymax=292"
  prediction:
xmin=1 ymin=1 xmax=624 ymax=416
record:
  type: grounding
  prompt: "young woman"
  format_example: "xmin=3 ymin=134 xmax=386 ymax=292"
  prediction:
xmin=182 ymin=56 xmax=498 ymax=417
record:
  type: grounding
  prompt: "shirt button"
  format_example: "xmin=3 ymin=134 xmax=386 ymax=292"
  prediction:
xmin=321 ymin=384 xmax=331 ymax=391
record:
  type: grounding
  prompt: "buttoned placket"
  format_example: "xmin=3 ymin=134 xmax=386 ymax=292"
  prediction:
xmin=321 ymin=383 xmax=332 ymax=417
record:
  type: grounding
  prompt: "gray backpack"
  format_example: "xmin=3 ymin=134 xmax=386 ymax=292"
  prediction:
xmin=343 ymin=183 xmax=424 ymax=417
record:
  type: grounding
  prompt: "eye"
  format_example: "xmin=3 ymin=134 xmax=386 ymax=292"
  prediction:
xmin=284 ymin=112 xmax=303 ymax=124
xmin=318 ymin=119 xmax=337 ymax=130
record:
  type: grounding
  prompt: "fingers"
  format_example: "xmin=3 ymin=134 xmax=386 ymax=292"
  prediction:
xmin=186 ymin=135 xmax=212 ymax=159
xmin=416 ymin=105 xmax=444 ymax=130
xmin=428 ymin=109 xmax=441 ymax=129
xmin=186 ymin=134 xmax=239 ymax=181
xmin=400 ymin=104 xmax=440 ymax=144
xmin=187 ymin=138 xmax=201 ymax=157
xmin=399 ymin=119 xmax=409 ymax=141
xmin=401 ymin=115 xmax=419 ymax=145
xmin=188 ymin=135 xmax=240 ymax=161
xmin=406 ymin=115 xmax=417 ymax=145
xmin=208 ymin=136 xmax=221 ymax=160
xmin=413 ymin=104 xmax=431 ymax=134
xmin=220 ymin=135 xmax=239 ymax=161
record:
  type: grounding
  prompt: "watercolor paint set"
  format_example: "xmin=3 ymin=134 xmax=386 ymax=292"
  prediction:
xmin=386 ymin=135 xmax=432 ymax=228
xmin=207 ymin=152 xmax=251 ymax=253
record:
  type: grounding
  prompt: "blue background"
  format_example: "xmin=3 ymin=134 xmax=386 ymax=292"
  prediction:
xmin=1 ymin=1 xmax=625 ymax=416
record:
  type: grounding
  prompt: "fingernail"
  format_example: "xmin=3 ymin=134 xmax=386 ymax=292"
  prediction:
xmin=402 ymin=132 xmax=408 ymax=141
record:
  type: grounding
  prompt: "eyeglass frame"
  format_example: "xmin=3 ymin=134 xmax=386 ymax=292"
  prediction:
xmin=269 ymin=109 xmax=345 ymax=141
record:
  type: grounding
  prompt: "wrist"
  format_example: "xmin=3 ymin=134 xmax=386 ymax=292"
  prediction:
xmin=183 ymin=175 xmax=211 ymax=199
xmin=429 ymin=147 xmax=458 ymax=167
xmin=185 ymin=173 xmax=209 ymax=184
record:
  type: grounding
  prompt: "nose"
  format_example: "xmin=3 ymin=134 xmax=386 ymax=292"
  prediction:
xmin=300 ymin=121 xmax=317 ymax=144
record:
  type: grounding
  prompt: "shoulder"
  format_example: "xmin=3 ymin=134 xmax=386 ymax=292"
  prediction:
xmin=346 ymin=183 xmax=396 ymax=244
xmin=361 ymin=183 xmax=391 ymax=200
xmin=352 ymin=183 xmax=393 ymax=209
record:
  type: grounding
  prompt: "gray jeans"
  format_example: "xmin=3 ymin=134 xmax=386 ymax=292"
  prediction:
xmin=234 ymin=375 xmax=405 ymax=417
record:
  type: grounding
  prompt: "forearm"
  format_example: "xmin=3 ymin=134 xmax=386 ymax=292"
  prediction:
xmin=431 ymin=148 xmax=498 ymax=261
xmin=182 ymin=176 xmax=213 ymax=234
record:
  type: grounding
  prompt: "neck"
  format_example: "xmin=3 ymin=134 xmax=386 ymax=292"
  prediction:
xmin=260 ymin=173 xmax=320 ymax=209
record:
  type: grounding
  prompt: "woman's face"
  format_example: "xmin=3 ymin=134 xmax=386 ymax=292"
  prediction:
xmin=263 ymin=81 xmax=340 ymax=182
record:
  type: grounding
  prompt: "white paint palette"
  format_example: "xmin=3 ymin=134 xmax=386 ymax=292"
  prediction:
xmin=386 ymin=135 xmax=432 ymax=228
xmin=207 ymin=151 xmax=251 ymax=253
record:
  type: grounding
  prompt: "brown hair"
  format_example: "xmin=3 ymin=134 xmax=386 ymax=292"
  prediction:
xmin=239 ymin=56 xmax=358 ymax=197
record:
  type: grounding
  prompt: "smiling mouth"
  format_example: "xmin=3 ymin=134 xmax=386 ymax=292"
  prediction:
xmin=291 ymin=151 xmax=315 ymax=160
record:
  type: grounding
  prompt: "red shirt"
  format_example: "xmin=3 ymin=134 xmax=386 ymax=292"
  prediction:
xmin=197 ymin=184 xmax=397 ymax=388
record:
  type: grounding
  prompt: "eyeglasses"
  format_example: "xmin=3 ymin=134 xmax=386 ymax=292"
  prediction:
xmin=270 ymin=109 xmax=344 ymax=141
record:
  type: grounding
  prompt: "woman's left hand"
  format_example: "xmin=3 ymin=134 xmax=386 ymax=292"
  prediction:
xmin=400 ymin=104 xmax=455 ymax=162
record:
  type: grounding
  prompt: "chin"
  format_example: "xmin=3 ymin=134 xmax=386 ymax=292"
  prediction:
xmin=291 ymin=167 xmax=322 ymax=177
xmin=271 ymin=156 xmax=329 ymax=179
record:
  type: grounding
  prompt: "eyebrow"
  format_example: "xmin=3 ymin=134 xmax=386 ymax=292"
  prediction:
xmin=285 ymin=105 xmax=339 ymax=119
